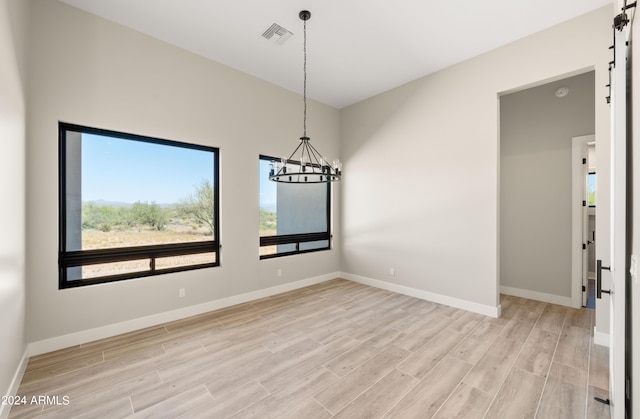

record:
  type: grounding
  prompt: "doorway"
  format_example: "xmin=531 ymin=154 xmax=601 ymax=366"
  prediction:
xmin=572 ymin=135 xmax=596 ymax=308
xmin=499 ymin=71 xmax=595 ymax=307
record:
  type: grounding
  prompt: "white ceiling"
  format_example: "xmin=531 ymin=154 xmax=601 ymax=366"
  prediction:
xmin=59 ymin=0 xmax=612 ymax=109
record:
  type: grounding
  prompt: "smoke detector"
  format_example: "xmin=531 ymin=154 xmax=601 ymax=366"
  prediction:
xmin=555 ymin=87 xmax=569 ymax=98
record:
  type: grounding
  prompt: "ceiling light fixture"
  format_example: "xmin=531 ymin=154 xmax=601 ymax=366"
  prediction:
xmin=555 ymin=86 xmax=569 ymax=98
xmin=269 ymin=10 xmax=342 ymax=183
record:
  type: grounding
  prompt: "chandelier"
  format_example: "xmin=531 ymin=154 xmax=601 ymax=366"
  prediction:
xmin=269 ymin=10 xmax=342 ymax=183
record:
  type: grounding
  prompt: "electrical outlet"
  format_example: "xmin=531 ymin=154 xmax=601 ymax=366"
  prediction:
xmin=277 ymin=269 xmax=282 ymax=277
xmin=179 ymin=288 xmax=185 ymax=298
xmin=390 ymin=267 xmax=395 ymax=276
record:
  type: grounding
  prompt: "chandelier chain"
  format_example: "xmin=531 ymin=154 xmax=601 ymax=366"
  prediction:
xmin=303 ymin=17 xmax=307 ymax=138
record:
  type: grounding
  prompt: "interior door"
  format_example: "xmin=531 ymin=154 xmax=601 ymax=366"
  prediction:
xmin=607 ymin=22 xmax=628 ymax=419
xmin=581 ymin=144 xmax=589 ymax=308
xmin=574 ymin=135 xmax=593 ymax=308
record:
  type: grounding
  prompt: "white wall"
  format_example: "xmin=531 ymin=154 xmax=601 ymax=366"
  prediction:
xmin=500 ymin=72 xmax=595 ymax=301
xmin=340 ymin=6 xmax=611 ymax=315
xmin=25 ymin=0 xmax=340 ymax=347
xmin=0 ymin=0 xmax=28 ymax=410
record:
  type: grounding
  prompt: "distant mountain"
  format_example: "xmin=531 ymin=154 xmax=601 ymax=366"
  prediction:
xmin=85 ymin=199 xmax=177 ymax=208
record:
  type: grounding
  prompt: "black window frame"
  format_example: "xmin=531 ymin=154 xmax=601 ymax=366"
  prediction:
xmin=259 ymin=154 xmax=332 ymax=260
xmin=58 ymin=122 xmax=220 ymax=289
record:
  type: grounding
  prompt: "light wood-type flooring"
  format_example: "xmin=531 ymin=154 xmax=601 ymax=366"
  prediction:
xmin=9 ymin=279 xmax=610 ymax=418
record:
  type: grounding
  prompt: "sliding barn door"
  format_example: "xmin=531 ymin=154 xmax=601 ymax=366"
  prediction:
xmin=607 ymin=15 xmax=630 ymax=419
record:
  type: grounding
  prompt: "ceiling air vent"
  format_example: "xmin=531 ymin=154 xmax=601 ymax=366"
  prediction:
xmin=261 ymin=23 xmax=293 ymax=45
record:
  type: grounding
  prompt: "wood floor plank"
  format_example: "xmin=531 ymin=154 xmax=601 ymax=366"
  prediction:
xmin=332 ymin=369 xmax=418 ymax=419
xmin=537 ymin=362 xmax=588 ymax=418
xmin=203 ymin=353 xmax=281 ymax=400
xmin=384 ymin=356 xmax=472 ymax=419
xmin=484 ymin=367 xmax=545 ymax=418
xmin=133 ymin=345 xmax=270 ymax=411
xmin=20 ymin=351 xmax=105 ymax=387
xmin=521 ymin=299 xmax=547 ymax=315
xmin=203 ymin=337 xmax=323 ymax=398
xmin=180 ymin=380 xmax=269 ymax=418
xmin=313 ymin=345 xmax=410 ymax=414
xmin=324 ymin=328 xmax=402 ymax=377
xmin=589 ymin=341 xmax=609 ymax=391
xmin=564 ymin=307 xmax=593 ymax=329
xmin=393 ymin=313 xmax=451 ymax=352
xmin=19 ymin=343 xmax=206 ymax=399
xmin=432 ymin=382 xmax=492 ymax=419
xmin=447 ymin=311 xmax=485 ymax=336
xmin=554 ymin=325 xmax=591 ymax=371
xmin=262 ymin=333 xmax=314 ymax=353
xmin=131 ymin=380 xmax=193 ymax=413
xmin=129 ymin=386 xmax=214 ymax=419
xmin=23 ymin=345 xmax=92 ymax=375
xmin=397 ymin=329 xmax=465 ymax=379
xmin=259 ymin=335 xmax=359 ymax=393
xmin=307 ymin=315 xmax=357 ymax=344
xmin=348 ymin=309 xmax=411 ymax=342
xmin=535 ymin=303 xmax=567 ymax=334
xmin=450 ymin=321 xmax=503 ymax=364
xmin=386 ymin=311 xmax=430 ymax=333
xmin=37 ymin=371 xmax=160 ymax=418
xmin=431 ymin=304 xmax=465 ymax=319
xmin=79 ymin=325 xmax=169 ymax=353
xmin=230 ymin=367 xmax=338 ymax=419
xmin=499 ymin=308 xmax=540 ymax=342
xmin=277 ymin=399 xmax=332 ymax=419
xmin=8 ymin=282 xmax=606 ymax=419
xmin=341 ymin=289 xmax=394 ymax=316
xmin=498 ymin=295 xmax=526 ymax=321
xmin=161 ymin=310 xmax=224 ymax=333
xmin=158 ymin=339 xmax=274 ymax=384
xmin=398 ymin=297 xmax=437 ymax=314
xmin=515 ymin=327 xmax=559 ymax=378
xmin=463 ymin=337 xmax=523 ymax=395
xmin=69 ymin=397 xmax=133 ymax=419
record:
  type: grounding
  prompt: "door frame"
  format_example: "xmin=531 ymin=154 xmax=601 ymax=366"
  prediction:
xmin=572 ymin=134 xmax=595 ymax=308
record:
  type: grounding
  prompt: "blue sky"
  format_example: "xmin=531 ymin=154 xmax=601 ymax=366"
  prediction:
xmin=81 ymin=133 xmax=214 ymax=204
xmin=259 ymin=159 xmax=277 ymax=211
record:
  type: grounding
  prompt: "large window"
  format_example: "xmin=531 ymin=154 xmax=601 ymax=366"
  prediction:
xmin=59 ymin=123 xmax=219 ymax=288
xmin=259 ymin=155 xmax=331 ymax=259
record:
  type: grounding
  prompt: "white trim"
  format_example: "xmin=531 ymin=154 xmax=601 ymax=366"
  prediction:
xmin=0 ymin=348 xmax=29 ymax=419
xmin=27 ymin=273 xmax=337 ymax=356
xmin=26 ymin=272 xmax=504 ymax=356
xmin=341 ymin=272 xmax=501 ymax=318
xmin=500 ymin=285 xmax=573 ymax=307
xmin=572 ymin=134 xmax=595 ymax=309
xmin=593 ymin=327 xmax=609 ymax=347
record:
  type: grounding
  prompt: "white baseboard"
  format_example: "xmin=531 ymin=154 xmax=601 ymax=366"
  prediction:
xmin=593 ymin=327 xmax=610 ymax=347
xmin=341 ymin=272 xmax=500 ymax=318
xmin=500 ymin=285 xmax=573 ymax=307
xmin=27 ymin=273 xmax=337 ymax=356
xmin=26 ymin=272 xmax=505 ymax=356
xmin=0 ymin=348 xmax=29 ymax=419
